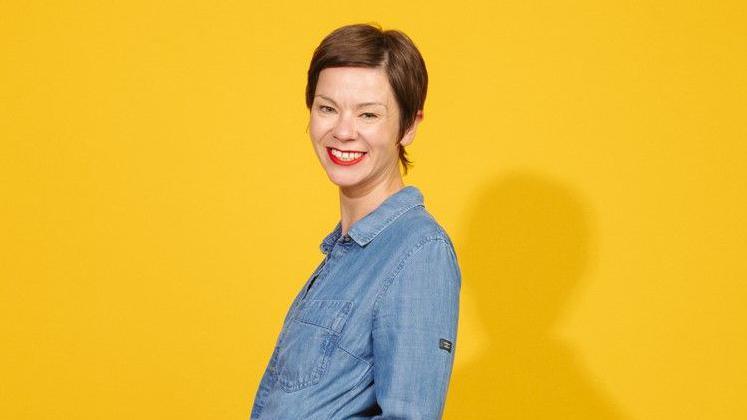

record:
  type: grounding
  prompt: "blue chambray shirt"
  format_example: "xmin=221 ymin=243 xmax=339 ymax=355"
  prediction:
xmin=250 ymin=185 xmax=461 ymax=419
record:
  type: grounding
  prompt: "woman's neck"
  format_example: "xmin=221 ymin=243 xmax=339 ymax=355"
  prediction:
xmin=338 ymin=176 xmax=404 ymax=236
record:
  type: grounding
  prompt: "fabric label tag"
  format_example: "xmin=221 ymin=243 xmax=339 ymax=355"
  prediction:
xmin=439 ymin=338 xmax=453 ymax=353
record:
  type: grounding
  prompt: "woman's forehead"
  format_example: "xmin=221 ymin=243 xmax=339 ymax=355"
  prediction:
xmin=316 ymin=67 xmax=392 ymax=105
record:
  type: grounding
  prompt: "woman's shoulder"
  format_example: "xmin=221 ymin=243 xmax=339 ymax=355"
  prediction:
xmin=378 ymin=206 xmax=462 ymax=290
xmin=390 ymin=205 xmax=457 ymax=253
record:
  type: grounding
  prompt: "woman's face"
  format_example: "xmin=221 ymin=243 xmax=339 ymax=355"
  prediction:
xmin=309 ymin=66 xmax=417 ymax=193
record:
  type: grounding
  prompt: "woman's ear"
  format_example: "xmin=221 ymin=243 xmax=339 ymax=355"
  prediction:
xmin=399 ymin=110 xmax=424 ymax=147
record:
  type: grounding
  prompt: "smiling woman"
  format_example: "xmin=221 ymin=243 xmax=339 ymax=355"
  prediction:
xmin=249 ymin=23 xmax=461 ymax=419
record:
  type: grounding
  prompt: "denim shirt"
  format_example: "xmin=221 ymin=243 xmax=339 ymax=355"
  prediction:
xmin=250 ymin=185 xmax=461 ymax=419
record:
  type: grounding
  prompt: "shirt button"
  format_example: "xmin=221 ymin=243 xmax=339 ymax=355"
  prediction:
xmin=342 ymin=235 xmax=351 ymax=243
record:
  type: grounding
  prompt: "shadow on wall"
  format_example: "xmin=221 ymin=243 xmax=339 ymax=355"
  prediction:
xmin=445 ymin=172 xmax=626 ymax=419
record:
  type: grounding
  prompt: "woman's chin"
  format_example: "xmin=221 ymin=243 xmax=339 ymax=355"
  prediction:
xmin=325 ymin=169 xmax=364 ymax=188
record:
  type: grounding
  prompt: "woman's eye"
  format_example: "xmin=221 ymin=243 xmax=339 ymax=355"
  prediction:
xmin=361 ymin=113 xmax=378 ymax=119
xmin=319 ymin=105 xmax=335 ymax=113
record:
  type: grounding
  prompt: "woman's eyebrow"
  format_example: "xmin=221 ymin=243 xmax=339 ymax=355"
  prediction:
xmin=315 ymin=94 xmax=388 ymax=110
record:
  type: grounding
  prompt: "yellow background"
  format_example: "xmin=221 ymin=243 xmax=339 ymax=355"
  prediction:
xmin=2 ymin=1 xmax=745 ymax=419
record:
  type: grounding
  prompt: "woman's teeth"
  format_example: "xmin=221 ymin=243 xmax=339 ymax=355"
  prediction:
xmin=330 ymin=148 xmax=365 ymax=161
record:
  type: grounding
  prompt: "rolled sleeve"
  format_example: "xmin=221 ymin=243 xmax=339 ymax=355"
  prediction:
xmin=372 ymin=238 xmax=461 ymax=419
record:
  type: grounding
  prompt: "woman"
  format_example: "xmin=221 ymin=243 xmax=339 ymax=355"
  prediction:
xmin=250 ymin=23 xmax=461 ymax=419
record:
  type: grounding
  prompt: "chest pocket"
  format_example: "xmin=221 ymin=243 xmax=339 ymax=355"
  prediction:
xmin=276 ymin=299 xmax=353 ymax=393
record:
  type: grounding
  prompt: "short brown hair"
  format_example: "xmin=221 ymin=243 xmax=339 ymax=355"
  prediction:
xmin=306 ymin=23 xmax=428 ymax=175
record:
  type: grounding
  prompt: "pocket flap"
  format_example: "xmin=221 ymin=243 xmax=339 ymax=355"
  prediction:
xmin=294 ymin=299 xmax=352 ymax=334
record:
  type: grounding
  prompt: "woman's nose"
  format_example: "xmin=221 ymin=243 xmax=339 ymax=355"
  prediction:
xmin=332 ymin=112 xmax=357 ymax=141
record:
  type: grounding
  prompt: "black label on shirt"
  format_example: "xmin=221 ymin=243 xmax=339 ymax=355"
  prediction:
xmin=439 ymin=338 xmax=453 ymax=353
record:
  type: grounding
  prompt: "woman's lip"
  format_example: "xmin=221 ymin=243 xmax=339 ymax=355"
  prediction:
xmin=326 ymin=146 xmax=367 ymax=153
xmin=326 ymin=147 xmax=367 ymax=166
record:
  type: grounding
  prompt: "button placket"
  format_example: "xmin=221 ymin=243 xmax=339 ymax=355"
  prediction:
xmin=298 ymin=254 xmax=329 ymax=303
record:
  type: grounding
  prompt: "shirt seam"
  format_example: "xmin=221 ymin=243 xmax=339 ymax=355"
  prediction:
xmin=336 ymin=343 xmax=372 ymax=368
xmin=371 ymin=236 xmax=452 ymax=328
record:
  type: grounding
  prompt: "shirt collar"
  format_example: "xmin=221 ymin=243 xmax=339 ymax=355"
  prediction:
xmin=319 ymin=185 xmax=425 ymax=254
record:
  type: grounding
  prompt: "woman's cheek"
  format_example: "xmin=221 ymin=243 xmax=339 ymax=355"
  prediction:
xmin=308 ymin=118 xmax=324 ymax=141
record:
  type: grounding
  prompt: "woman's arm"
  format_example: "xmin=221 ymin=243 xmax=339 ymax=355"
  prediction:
xmin=371 ymin=237 xmax=461 ymax=419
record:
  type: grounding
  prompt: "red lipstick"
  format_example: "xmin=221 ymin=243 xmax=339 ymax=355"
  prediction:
xmin=327 ymin=147 xmax=367 ymax=166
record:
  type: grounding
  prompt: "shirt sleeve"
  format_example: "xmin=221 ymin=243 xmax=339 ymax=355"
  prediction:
xmin=371 ymin=237 xmax=462 ymax=419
